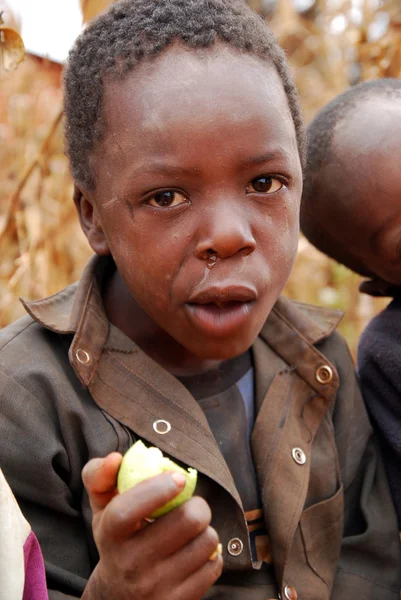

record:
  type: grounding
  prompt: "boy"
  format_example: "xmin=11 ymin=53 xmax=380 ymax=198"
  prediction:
xmin=300 ymin=78 xmax=401 ymax=527
xmin=0 ymin=2 xmax=400 ymax=599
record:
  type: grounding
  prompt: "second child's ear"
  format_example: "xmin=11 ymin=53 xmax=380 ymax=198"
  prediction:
xmin=73 ymin=184 xmax=110 ymax=256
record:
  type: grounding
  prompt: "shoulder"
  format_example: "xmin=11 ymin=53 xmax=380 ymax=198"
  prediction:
xmin=360 ymin=297 xmax=401 ymax=339
xmin=357 ymin=301 xmax=401 ymax=403
xmin=264 ymin=295 xmax=352 ymax=372
xmin=0 ymin=313 xmax=71 ymax=369
xmin=0 ymin=280 xmax=79 ymax=383
xmin=0 ymin=313 xmax=44 ymax=353
xmin=259 ymin=297 xmax=357 ymax=416
xmin=358 ymin=298 xmax=401 ymax=372
xmin=271 ymin=296 xmax=343 ymax=344
xmin=0 ymin=313 xmax=73 ymax=414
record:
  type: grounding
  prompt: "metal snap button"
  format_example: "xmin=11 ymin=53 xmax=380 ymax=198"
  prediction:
xmin=153 ymin=419 xmax=171 ymax=435
xmin=227 ymin=538 xmax=243 ymax=556
xmin=284 ymin=584 xmax=297 ymax=600
xmin=292 ymin=447 xmax=306 ymax=465
xmin=75 ymin=349 xmax=90 ymax=364
xmin=316 ymin=364 xmax=333 ymax=385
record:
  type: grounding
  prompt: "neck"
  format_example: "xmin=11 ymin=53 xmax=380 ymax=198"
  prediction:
xmin=102 ymin=268 xmax=223 ymax=376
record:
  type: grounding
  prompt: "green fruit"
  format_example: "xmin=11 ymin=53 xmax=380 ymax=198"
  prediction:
xmin=117 ymin=440 xmax=198 ymax=518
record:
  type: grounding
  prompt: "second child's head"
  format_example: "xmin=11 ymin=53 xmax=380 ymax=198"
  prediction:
xmin=64 ymin=0 xmax=305 ymax=371
xmin=301 ymin=79 xmax=401 ymax=288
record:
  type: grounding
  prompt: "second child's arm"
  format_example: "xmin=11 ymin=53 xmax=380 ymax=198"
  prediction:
xmin=81 ymin=453 xmax=223 ymax=600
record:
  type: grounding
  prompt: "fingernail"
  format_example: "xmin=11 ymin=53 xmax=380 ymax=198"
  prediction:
xmin=209 ymin=543 xmax=223 ymax=561
xmin=171 ymin=472 xmax=186 ymax=488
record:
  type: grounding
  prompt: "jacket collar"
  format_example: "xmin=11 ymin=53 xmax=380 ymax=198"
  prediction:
xmin=21 ymin=255 xmax=102 ymax=335
xmin=21 ymin=255 xmax=343 ymax=374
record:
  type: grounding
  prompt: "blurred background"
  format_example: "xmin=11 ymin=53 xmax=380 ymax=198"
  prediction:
xmin=1 ymin=0 xmax=399 ymax=356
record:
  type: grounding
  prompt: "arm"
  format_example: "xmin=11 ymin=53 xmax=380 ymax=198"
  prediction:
xmin=358 ymin=310 xmax=401 ymax=526
xmin=0 ymin=367 xmax=91 ymax=598
xmin=317 ymin=333 xmax=401 ymax=598
xmin=0 ymin=365 xmax=222 ymax=600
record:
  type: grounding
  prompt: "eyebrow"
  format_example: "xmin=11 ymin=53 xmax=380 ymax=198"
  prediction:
xmin=243 ymin=150 xmax=290 ymax=167
xmin=129 ymin=151 xmax=289 ymax=176
xmin=127 ymin=162 xmax=202 ymax=178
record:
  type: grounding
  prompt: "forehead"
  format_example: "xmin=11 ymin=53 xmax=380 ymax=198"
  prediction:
xmin=101 ymin=44 xmax=298 ymax=160
xmin=334 ymin=97 xmax=401 ymax=169
xmin=317 ymin=98 xmax=401 ymax=252
xmin=327 ymin=98 xmax=401 ymax=212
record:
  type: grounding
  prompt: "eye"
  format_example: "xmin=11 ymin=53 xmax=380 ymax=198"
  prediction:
xmin=247 ymin=176 xmax=283 ymax=194
xmin=147 ymin=190 xmax=188 ymax=208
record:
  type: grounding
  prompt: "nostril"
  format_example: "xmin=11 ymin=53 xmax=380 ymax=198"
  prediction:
xmin=200 ymin=249 xmax=218 ymax=261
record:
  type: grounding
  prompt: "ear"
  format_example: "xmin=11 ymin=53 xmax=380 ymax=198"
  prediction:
xmin=73 ymin=184 xmax=110 ymax=256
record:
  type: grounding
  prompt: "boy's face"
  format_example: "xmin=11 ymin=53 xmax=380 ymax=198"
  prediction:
xmin=81 ymin=45 xmax=302 ymax=364
xmin=322 ymin=99 xmax=401 ymax=285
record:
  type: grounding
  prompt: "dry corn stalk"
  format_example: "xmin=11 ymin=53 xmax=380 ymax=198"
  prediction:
xmin=81 ymin=0 xmax=116 ymax=22
xmin=357 ymin=0 xmax=401 ymax=79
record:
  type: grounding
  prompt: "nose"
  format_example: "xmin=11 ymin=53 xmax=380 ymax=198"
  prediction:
xmin=195 ymin=201 xmax=256 ymax=260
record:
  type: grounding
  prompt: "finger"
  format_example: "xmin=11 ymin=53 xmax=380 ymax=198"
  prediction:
xmin=102 ymin=471 xmax=186 ymax=539
xmin=165 ymin=525 xmax=220 ymax=582
xmin=82 ymin=453 xmax=123 ymax=515
xmin=135 ymin=496 xmax=212 ymax=561
xmin=175 ymin=553 xmax=223 ymax=600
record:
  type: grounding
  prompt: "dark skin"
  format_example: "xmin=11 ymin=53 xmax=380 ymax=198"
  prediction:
xmin=76 ymin=44 xmax=302 ymax=375
xmin=77 ymin=44 xmax=302 ymax=599
xmin=309 ymin=98 xmax=401 ymax=286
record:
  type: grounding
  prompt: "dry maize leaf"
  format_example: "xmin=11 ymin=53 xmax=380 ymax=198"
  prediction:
xmin=80 ymin=0 xmax=115 ymax=22
xmin=385 ymin=42 xmax=401 ymax=76
xmin=0 ymin=2 xmax=24 ymax=72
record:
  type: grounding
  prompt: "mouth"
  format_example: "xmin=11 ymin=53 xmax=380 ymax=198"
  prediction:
xmin=186 ymin=285 xmax=257 ymax=337
xmin=188 ymin=285 xmax=257 ymax=306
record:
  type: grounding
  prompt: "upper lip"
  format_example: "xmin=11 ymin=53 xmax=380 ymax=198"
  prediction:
xmin=188 ymin=284 xmax=257 ymax=306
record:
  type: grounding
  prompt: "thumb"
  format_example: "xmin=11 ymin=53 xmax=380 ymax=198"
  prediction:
xmin=82 ymin=453 xmax=123 ymax=515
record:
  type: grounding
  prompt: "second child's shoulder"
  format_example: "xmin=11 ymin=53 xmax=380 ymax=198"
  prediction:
xmin=358 ymin=295 xmax=401 ymax=372
xmin=360 ymin=294 xmax=401 ymax=342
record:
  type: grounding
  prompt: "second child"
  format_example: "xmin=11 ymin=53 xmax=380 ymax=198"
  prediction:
xmin=301 ymin=78 xmax=401 ymax=526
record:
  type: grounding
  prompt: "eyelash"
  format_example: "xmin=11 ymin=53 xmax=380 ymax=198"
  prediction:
xmin=245 ymin=175 xmax=287 ymax=195
xmin=145 ymin=189 xmax=190 ymax=209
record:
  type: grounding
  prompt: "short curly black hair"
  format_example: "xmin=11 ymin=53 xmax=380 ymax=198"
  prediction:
xmin=301 ymin=78 xmax=401 ymax=268
xmin=64 ymin=0 xmax=305 ymax=189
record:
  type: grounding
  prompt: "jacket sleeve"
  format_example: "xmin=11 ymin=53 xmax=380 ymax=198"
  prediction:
xmin=319 ymin=332 xmax=401 ymax=598
xmin=0 ymin=365 xmax=91 ymax=599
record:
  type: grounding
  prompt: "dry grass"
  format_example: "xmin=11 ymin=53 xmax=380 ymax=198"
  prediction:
xmin=1 ymin=0 xmax=400 ymax=355
xmin=0 ymin=57 xmax=92 ymax=323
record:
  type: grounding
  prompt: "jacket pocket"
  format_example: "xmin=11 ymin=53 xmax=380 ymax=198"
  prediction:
xmin=299 ymin=484 xmax=344 ymax=589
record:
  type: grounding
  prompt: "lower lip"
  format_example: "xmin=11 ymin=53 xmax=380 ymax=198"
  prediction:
xmin=186 ymin=301 xmax=254 ymax=337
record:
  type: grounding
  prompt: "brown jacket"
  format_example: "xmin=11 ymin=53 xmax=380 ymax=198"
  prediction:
xmin=0 ymin=256 xmax=400 ymax=599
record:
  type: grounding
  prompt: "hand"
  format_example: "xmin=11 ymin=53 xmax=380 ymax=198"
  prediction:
xmin=81 ymin=453 xmax=223 ymax=599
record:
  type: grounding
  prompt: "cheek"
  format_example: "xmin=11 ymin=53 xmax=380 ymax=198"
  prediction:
xmin=259 ymin=201 xmax=300 ymax=269
xmin=106 ymin=218 xmax=187 ymax=304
